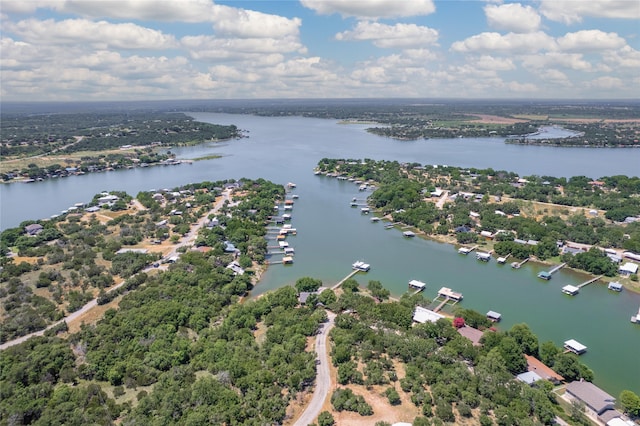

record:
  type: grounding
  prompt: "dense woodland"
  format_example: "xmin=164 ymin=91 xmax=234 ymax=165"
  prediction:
xmin=317 ymin=158 xmax=640 ymax=278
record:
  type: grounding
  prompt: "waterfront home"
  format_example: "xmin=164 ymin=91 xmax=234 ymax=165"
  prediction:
xmin=564 ymin=381 xmax=616 ymax=423
xmin=480 ymin=230 xmax=494 ymax=239
xmin=563 ymin=339 xmax=587 ymax=355
xmin=607 ymin=282 xmax=623 ymax=292
xmin=618 ymin=262 xmax=638 ymax=276
xmin=562 ymin=285 xmax=580 ymax=296
xmin=622 ymin=251 xmax=640 ymax=262
xmin=457 ymin=325 xmax=483 ymax=346
xmin=24 ymin=223 xmax=43 ymax=236
xmin=524 ymin=355 xmax=564 ymax=384
xmin=226 ymin=261 xmax=245 ymax=276
xmin=516 ymin=371 xmax=543 ymax=385
xmin=412 ymin=306 xmax=444 ymax=324
xmin=97 ymin=194 xmax=119 ymax=206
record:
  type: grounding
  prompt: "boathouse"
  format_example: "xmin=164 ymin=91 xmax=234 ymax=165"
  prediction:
xmin=476 ymin=252 xmax=492 ymax=262
xmin=282 ymin=256 xmax=294 ymax=264
xmin=413 ymin=306 xmax=444 ymax=324
xmin=564 ymin=339 xmax=587 ymax=355
xmin=438 ymin=287 xmax=463 ymax=301
xmin=538 ymin=271 xmax=552 ymax=280
xmin=562 ymin=285 xmax=580 ymax=296
xmin=608 ymin=282 xmax=623 ymax=292
xmin=408 ymin=280 xmax=426 ymax=291
xmin=403 ymin=231 xmax=416 ymax=238
xmin=486 ymin=311 xmax=502 ymax=322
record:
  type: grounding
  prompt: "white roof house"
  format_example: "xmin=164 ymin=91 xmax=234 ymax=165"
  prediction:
xmin=413 ymin=306 xmax=444 ymax=324
xmin=619 ymin=262 xmax=638 ymax=275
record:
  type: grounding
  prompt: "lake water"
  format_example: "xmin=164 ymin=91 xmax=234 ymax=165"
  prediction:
xmin=1 ymin=113 xmax=639 ymax=395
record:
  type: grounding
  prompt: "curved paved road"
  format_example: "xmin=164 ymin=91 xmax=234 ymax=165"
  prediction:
xmin=294 ymin=311 xmax=336 ymax=426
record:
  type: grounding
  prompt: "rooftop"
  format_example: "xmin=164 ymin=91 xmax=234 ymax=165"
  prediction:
xmin=565 ymin=380 xmax=616 ymax=415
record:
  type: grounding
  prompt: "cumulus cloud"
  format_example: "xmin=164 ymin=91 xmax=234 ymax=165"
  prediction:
xmin=472 ymin=55 xmax=516 ymax=71
xmin=4 ymin=18 xmax=177 ymax=49
xmin=335 ymin=22 xmax=438 ymax=48
xmin=538 ymin=69 xmax=572 ymax=86
xmin=520 ymin=52 xmax=592 ymax=71
xmin=484 ymin=3 xmax=541 ymax=33
xmin=556 ymin=30 xmax=627 ymax=52
xmin=211 ymin=6 xmax=301 ymax=39
xmin=540 ymin=0 xmax=640 ymax=24
xmin=300 ymin=0 xmax=435 ymax=19
xmin=602 ymin=46 xmax=640 ymax=69
xmin=587 ymin=76 xmax=623 ymax=90
xmin=181 ymin=35 xmax=303 ymax=61
xmin=451 ymin=31 xmax=555 ymax=54
xmin=47 ymin=0 xmax=217 ymax=22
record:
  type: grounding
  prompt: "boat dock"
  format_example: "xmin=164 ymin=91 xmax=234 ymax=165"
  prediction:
xmin=631 ymin=306 xmax=640 ymax=323
xmin=458 ymin=245 xmax=478 ymax=255
xmin=408 ymin=280 xmax=426 ymax=293
xmin=497 ymin=254 xmax=510 ymax=264
xmin=563 ymin=339 xmax=587 ymax=355
xmin=511 ymin=257 xmax=529 ymax=269
xmin=437 ymin=286 xmax=463 ymax=301
xmin=433 ymin=296 xmax=451 ymax=313
xmin=538 ymin=263 xmax=566 ymax=280
xmin=385 ymin=222 xmax=401 ymax=229
xmin=476 ymin=252 xmax=492 ymax=262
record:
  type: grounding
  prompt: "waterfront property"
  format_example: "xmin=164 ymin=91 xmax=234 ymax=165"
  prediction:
xmin=457 ymin=325 xmax=484 ymax=346
xmin=564 ymin=381 xmax=617 ymax=424
xmin=564 ymin=339 xmax=587 ymax=355
xmin=619 ymin=262 xmax=638 ymax=276
xmin=413 ymin=306 xmax=444 ymax=324
xmin=524 ymin=355 xmax=564 ymax=384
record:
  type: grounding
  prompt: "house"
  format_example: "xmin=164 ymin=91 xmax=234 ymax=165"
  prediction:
xmin=619 ymin=262 xmax=638 ymax=276
xmin=223 ymin=241 xmax=237 ymax=253
xmin=516 ymin=371 xmax=542 ymax=385
xmin=524 ymin=355 xmax=564 ymax=384
xmin=413 ymin=306 xmax=444 ymax=324
xmin=226 ymin=261 xmax=245 ymax=275
xmin=24 ymin=223 xmax=43 ymax=236
xmin=563 ymin=246 xmax=586 ymax=256
xmin=455 ymin=225 xmax=471 ymax=233
xmin=564 ymin=380 xmax=616 ymax=421
xmin=85 ymin=206 xmax=101 ymax=213
xmin=480 ymin=230 xmax=494 ymax=239
xmin=97 ymin=194 xmax=119 ymax=206
xmin=457 ymin=325 xmax=484 ymax=346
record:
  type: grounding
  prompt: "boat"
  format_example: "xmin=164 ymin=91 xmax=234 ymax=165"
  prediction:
xmin=361 ymin=207 xmax=370 ymax=214
xmin=287 ymin=182 xmax=297 ymax=188
xmin=370 ymin=217 xmax=380 ymax=222
xmin=352 ymin=261 xmax=371 ymax=272
xmin=291 ymin=194 xmax=299 ymax=199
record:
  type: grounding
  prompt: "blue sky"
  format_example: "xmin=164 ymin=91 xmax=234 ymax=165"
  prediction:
xmin=1 ymin=0 xmax=639 ymax=101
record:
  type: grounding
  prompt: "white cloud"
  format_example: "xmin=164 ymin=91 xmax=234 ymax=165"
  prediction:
xmin=538 ymin=69 xmax=572 ymax=86
xmin=520 ymin=52 xmax=592 ymax=71
xmin=540 ymin=0 xmax=640 ymax=24
xmin=472 ymin=55 xmax=516 ymax=71
xmin=181 ymin=35 xmax=303 ymax=61
xmin=587 ymin=76 xmax=623 ymax=90
xmin=49 ymin=0 xmax=217 ymax=22
xmin=484 ymin=3 xmax=541 ymax=33
xmin=556 ymin=30 xmax=627 ymax=52
xmin=4 ymin=18 xmax=177 ymax=49
xmin=506 ymin=81 xmax=538 ymax=92
xmin=211 ymin=5 xmax=302 ymax=39
xmin=300 ymin=0 xmax=435 ymax=19
xmin=451 ymin=31 xmax=556 ymax=54
xmin=602 ymin=46 xmax=640 ymax=69
xmin=336 ymin=22 xmax=438 ymax=48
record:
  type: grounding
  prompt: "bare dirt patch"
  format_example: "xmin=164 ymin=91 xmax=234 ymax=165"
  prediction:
xmin=465 ymin=114 xmax=530 ymax=125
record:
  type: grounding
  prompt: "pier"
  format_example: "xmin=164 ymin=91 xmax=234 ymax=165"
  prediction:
xmin=577 ymin=275 xmax=603 ymax=289
xmin=538 ymin=262 xmax=566 ymax=280
xmin=331 ymin=269 xmax=360 ymax=290
xmin=385 ymin=222 xmax=401 ymax=229
xmin=496 ymin=254 xmax=511 ymax=264
xmin=458 ymin=245 xmax=478 ymax=255
xmin=433 ymin=296 xmax=450 ymax=313
xmin=511 ymin=257 xmax=529 ymax=269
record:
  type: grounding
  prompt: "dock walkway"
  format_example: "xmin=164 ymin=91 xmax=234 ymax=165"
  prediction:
xmin=511 ymin=257 xmax=529 ymax=269
xmin=549 ymin=262 xmax=567 ymax=274
xmin=433 ymin=297 xmax=450 ymax=313
xmin=577 ymin=275 xmax=603 ymax=289
xmin=331 ymin=270 xmax=360 ymax=290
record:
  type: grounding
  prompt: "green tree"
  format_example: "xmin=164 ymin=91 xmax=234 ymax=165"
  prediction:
xmin=619 ymin=390 xmax=640 ymax=417
xmin=318 ymin=411 xmax=335 ymax=426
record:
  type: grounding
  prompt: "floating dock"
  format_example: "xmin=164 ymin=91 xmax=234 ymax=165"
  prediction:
xmin=497 ymin=254 xmax=510 ymax=264
xmin=437 ymin=286 xmax=463 ymax=301
xmin=476 ymin=252 xmax=492 ymax=262
xmin=631 ymin=306 xmax=640 ymax=324
xmin=562 ymin=285 xmax=580 ymax=296
xmin=403 ymin=231 xmax=416 ymax=238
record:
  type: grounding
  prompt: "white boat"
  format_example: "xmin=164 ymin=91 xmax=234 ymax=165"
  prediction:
xmin=352 ymin=261 xmax=371 ymax=272
xmin=287 ymin=182 xmax=297 ymax=188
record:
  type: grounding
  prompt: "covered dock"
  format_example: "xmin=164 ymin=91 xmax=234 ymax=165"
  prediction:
xmin=608 ymin=282 xmax=623 ymax=292
xmin=438 ymin=286 xmax=463 ymax=301
xmin=403 ymin=231 xmax=416 ymax=238
xmin=562 ymin=285 xmax=580 ymax=296
xmin=564 ymin=339 xmax=587 ymax=355
xmin=408 ymin=280 xmax=426 ymax=291
xmin=486 ymin=311 xmax=502 ymax=322
xmin=476 ymin=252 xmax=492 ymax=262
